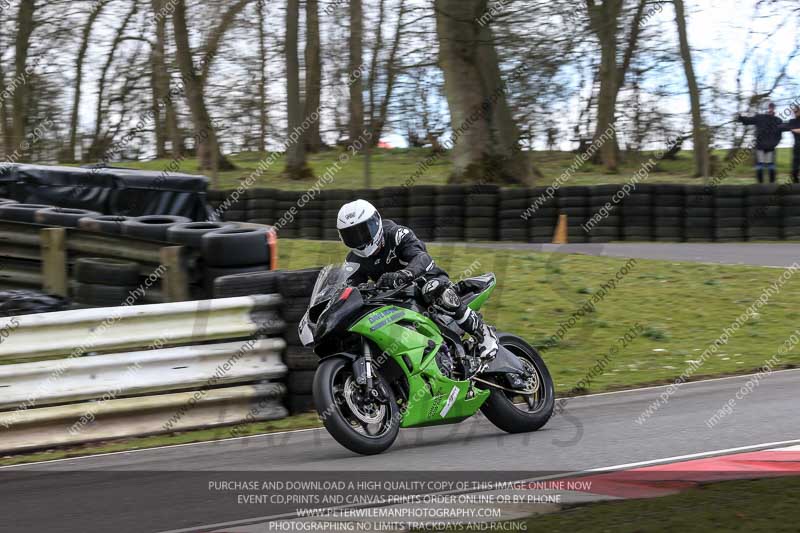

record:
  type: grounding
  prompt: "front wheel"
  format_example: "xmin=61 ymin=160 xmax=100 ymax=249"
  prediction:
xmin=313 ymin=357 xmax=400 ymax=455
xmin=480 ymin=333 xmax=555 ymax=434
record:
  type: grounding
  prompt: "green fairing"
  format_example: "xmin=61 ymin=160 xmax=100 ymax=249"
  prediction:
xmin=467 ymin=277 xmax=496 ymax=312
xmin=349 ymin=305 xmax=490 ymax=428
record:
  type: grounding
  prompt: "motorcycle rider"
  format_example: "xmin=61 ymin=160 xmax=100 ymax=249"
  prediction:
xmin=337 ymin=199 xmax=498 ymax=363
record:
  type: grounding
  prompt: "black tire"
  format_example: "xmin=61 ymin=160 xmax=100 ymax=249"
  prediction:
xmin=122 ymin=215 xmax=192 ymax=241
xmin=78 ymin=215 xmax=130 ymax=234
xmin=282 ymin=297 xmax=311 ymax=322
xmin=288 ymin=370 xmax=315 ymax=394
xmin=212 ymin=270 xmax=283 ymax=298
xmin=285 ymin=347 xmax=320 ymax=371
xmin=75 ymin=257 xmax=140 ymax=285
xmin=313 ymin=357 xmax=399 ymax=455
xmin=35 ymin=207 xmax=103 ymax=227
xmin=74 ymin=282 xmax=135 ymax=307
xmin=205 ymin=264 xmax=271 ymax=281
xmin=280 ymin=268 xmax=323 ymax=298
xmin=480 ymin=334 xmax=554 ymax=434
xmin=0 ymin=204 xmax=53 ymax=223
xmin=202 ymin=227 xmax=274 ymax=267
xmin=166 ymin=222 xmax=236 ymax=247
xmin=287 ymin=394 xmax=316 ymax=414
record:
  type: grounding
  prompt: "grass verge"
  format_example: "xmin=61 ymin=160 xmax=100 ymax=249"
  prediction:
xmin=111 ymin=147 xmax=798 ymax=190
xmin=511 ymin=476 xmax=800 ymax=532
xmin=3 ymin=241 xmax=799 ymax=466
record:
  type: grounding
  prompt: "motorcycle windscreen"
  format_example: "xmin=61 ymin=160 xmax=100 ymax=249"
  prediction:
xmin=298 ymin=312 xmax=314 ymax=346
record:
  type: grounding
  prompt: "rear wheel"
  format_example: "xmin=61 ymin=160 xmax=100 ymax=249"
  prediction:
xmin=480 ymin=333 xmax=554 ymax=433
xmin=313 ymin=357 xmax=399 ymax=455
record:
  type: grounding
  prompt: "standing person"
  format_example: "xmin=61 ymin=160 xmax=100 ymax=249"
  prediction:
xmin=782 ymin=105 xmax=800 ymax=184
xmin=737 ymin=103 xmax=784 ymax=183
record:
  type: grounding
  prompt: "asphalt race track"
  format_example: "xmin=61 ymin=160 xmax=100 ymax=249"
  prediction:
xmin=2 ymin=369 xmax=799 ymax=533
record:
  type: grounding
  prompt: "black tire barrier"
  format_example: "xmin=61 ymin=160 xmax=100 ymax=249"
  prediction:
xmin=287 ymin=370 xmax=315 ymax=395
xmin=0 ymin=204 xmax=54 ymax=223
xmin=78 ymin=215 xmax=130 ymax=234
xmin=203 ymin=264 xmax=271 ymax=294
xmin=0 ymin=198 xmax=17 ymax=206
xmin=75 ymin=257 xmax=141 ymax=286
xmin=284 ymin=347 xmax=319 ymax=371
xmin=166 ymin=222 xmax=236 ymax=248
xmin=34 ymin=207 xmax=103 ymax=228
xmin=121 ymin=215 xmax=192 ymax=241
xmin=282 ymin=297 xmax=311 ymax=323
xmin=287 ymin=394 xmax=315 ymax=414
xmin=202 ymin=227 xmax=273 ymax=267
xmin=279 ymin=268 xmax=322 ymax=298
xmin=212 ymin=269 xmax=283 ymax=298
xmin=74 ymin=281 xmax=136 ymax=307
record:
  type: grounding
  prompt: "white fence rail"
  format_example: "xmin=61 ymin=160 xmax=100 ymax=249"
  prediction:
xmin=0 ymin=295 xmax=284 ymax=362
xmin=0 ymin=295 xmax=290 ymax=454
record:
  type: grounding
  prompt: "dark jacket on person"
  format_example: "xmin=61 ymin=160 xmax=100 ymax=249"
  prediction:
xmin=782 ymin=118 xmax=800 ymax=151
xmin=346 ymin=220 xmax=447 ymax=285
xmin=738 ymin=114 xmax=784 ymax=151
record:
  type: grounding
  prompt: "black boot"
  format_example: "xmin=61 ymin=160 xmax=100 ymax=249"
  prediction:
xmin=769 ymin=169 xmax=777 ymax=184
xmin=456 ymin=308 xmax=498 ymax=363
xmin=757 ymin=169 xmax=764 ymax=184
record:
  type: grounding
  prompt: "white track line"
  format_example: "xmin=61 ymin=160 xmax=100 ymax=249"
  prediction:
xmin=3 ymin=368 xmax=800 ymax=471
xmin=154 ymin=437 xmax=800 ymax=533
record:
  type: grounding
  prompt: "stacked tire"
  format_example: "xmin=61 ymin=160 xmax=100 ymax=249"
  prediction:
xmin=219 ymin=192 xmax=248 ymax=223
xmin=121 ymin=215 xmax=192 ymax=241
xmin=746 ymin=184 xmax=781 ymax=241
xmin=0 ymin=203 xmax=54 ymax=223
xmin=406 ymin=185 xmax=436 ymax=241
xmin=684 ymin=185 xmax=715 ymax=242
xmin=73 ymin=257 xmax=141 ymax=307
xmin=782 ymin=184 xmax=800 ymax=241
xmin=246 ymin=188 xmax=278 ymax=225
xmin=464 ymin=185 xmax=498 ymax=241
xmin=78 ymin=215 xmax=131 ymax=235
xmin=435 ymin=185 xmax=466 ymax=242
xmin=278 ymin=268 xmax=321 ymax=414
xmin=621 ymin=184 xmax=653 ymax=241
xmin=35 ymin=207 xmax=102 ymax=227
xmin=653 ymin=185 xmax=685 ymax=242
xmin=526 ymin=187 xmax=558 ymax=243
xmin=298 ymin=190 xmax=324 ymax=240
xmin=202 ymin=227 xmax=274 ymax=293
xmin=378 ymin=186 xmax=408 ymax=227
xmin=322 ymin=190 xmax=353 ymax=241
xmin=585 ymin=185 xmax=622 ymax=243
xmin=497 ymin=188 xmax=528 ymax=242
xmin=714 ymin=186 xmax=747 ymax=242
xmin=275 ymin=190 xmax=301 ymax=238
xmin=558 ymin=186 xmax=590 ymax=243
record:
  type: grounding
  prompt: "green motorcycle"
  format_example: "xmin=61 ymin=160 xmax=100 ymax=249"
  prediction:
xmin=298 ymin=263 xmax=554 ymax=455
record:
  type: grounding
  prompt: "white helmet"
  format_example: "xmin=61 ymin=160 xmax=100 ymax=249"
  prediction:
xmin=337 ymin=199 xmax=383 ymax=257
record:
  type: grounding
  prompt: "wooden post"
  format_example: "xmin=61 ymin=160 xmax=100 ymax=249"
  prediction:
xmin=40 ymin=228 xmax=68 ymax=296
xmin=160 ymin=246 xmax=190 ymax=302
xmin=553 ymin=214 xmax=568 ymax=244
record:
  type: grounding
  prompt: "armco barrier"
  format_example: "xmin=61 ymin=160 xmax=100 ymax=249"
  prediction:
xmin=209 ymin=183 xmax=800 ymax=243
xmin=0 ymin=295 xmax=284 ymax=362
xmin=0 ymin=296 xmax=288 ymax=453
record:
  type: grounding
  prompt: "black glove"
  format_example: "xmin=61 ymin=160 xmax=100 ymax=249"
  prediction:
xmin=377 ymin=270 xmax=414 ymax=289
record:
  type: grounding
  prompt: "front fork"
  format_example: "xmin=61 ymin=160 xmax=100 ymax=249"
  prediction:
xmin=353 ymin=339 xmax=385 ymax=403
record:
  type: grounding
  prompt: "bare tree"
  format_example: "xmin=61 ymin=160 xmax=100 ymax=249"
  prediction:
xmin=172 ymin=0 xmax=249 ymax=179
xmin=674 ymin=0 xmax=706 ymax=177
xmin=435 ymin=0 xmax=528 ymax=184
xmin=285 ymin=0 xmax=313 ymax=179
xmin=12 ymin=0 xmax=36 ymax=158
xmin=304 ymin=0 xmax=324 ymax=152
xmin=349 ymin=0 xmax=364 ymax=146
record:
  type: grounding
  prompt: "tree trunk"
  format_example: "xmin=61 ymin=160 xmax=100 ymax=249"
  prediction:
xmin=674 ymin=0 xmax=706 ymax=177
xmin=348 ymin=0 xmax=364 ymax=146
xmin=257 ymin=0 xmax=268 ymax=153
xmin=12 ymin=0 xmax=35 ymax=160
xmin=371 ymin=0 xmax=407 ymax=145
xmin=0 ymin=27 xmax=11 ymax=155
xmin=66 ymin=1 xmax=111 ymax=162
xmin=304 ymin=0 xmax=324 ymax=152
xmin=90 ymin=1 xmax=139 ymax=162
xmin=284 ymin=0 xmax=312 ymax=179
xmin=171 ymin=0 xmax=237 ymax=180
xmin=435 ymin=0 xmax=528 ymax=184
